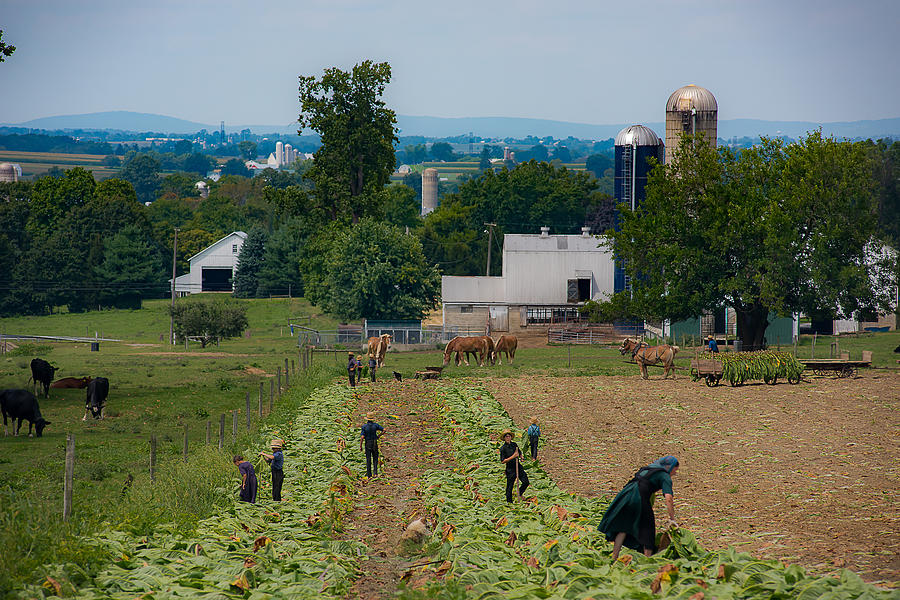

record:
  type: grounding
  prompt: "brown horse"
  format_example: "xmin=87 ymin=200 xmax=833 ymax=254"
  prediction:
xmin=481 ymin=336 xmax=496 ymax=366
xmin=619 ymin=338 xmax=679 ymax=379
xmin=493 ymin=335 xmax=518 ymax=365
xmin=443 ymin=336 xmax=488 ymax=366
xmin=367 ymin=334 xmax=392 ymax=367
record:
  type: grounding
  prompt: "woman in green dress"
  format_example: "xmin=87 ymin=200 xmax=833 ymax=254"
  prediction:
xmin=598 ymin=455 xmax=680 ymax=560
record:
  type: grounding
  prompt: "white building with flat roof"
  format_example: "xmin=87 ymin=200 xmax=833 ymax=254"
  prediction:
xmin=441 ymin=227 xmax=614 ymax=331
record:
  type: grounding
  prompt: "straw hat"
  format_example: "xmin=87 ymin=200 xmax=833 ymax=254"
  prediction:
xmin=529 ymin=417 xmax=537 ymax=424
xmin=270 ymin=439 xmax=284 ymax=449
xmin=348 ymin=351 xmax=355 ymax=356
xmin=499 ymin=429 xmax=513 ymax=440
xmin=366 ymin=412 xmax=375 ymax=420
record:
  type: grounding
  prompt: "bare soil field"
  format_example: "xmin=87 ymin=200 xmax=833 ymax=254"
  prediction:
xmin=489 ymin=371 xmax=900 ymax=585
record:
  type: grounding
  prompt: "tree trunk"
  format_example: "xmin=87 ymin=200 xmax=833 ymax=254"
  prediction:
xmin=735 ymin=303 xmax=769 ymax=350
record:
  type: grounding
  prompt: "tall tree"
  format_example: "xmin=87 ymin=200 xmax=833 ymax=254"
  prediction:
xmin=183 ymin=153 xmax=216 ymax=176
xmin=232 ymin=228 xmax=268 ymax=298
xmin=238 ymin=141 xmax=258 ymax=160
xmin=94 ymin=226 xmax=164 ymax=309
xmin=257 ymin=218 xmax=306 ymax=297
xmin=298 ymin=60 xmax=397 ymax=222
xmin=302 ymin=219 xmax=440 ymax=321
xmin=430 ymin=142 xmax=455 ymax=162
xmin=120 ymin=154 xmax=162 ymax=204
xmin=610 ymin=131 xmax=896 ymax=348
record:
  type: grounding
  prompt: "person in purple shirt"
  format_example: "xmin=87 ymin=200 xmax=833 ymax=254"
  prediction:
xmin=233 ymin=454 xmax=258 ymax=503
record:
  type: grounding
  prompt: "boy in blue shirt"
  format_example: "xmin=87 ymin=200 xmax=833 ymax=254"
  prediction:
xmin=360 ymin=412 xmax=384 ymax=477
xmin=527 ymin=417 xmax=541 ymax=460
xmin=707 ymin=335 xmax=719 ymax=353
xmin=259 ymin=439 xmax=285 ymax=501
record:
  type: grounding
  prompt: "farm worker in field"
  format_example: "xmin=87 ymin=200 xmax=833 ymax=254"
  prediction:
xmin=355 ymin=355 xmax=364 ymax=385
xmin=233 ymin=455 xmax=258 ymax=504
xmin=526 ymin=417 xmax=540 ymax=460
xmin=598 ymin=455 xmax=679 ymax=560
xmin=707 ymin=335 xmax=719 ymax=353
xmin=499 ymin=429 xmax=530 ymax=502
xmin=368 ymin=354 xmax=377 ymax=382
xmin=347 ymin=351 xmax=357 ymax=387
xmin=259 ymin=439 xmax=285 ymax=501
xmin=360 ymin=412 xmax=384 ymax=478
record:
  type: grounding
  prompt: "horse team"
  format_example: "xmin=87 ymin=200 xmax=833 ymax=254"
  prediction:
xmin=442 ymin=335 xmax=518 ymax=367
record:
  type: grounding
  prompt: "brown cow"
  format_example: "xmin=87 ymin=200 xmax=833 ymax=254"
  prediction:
xmin=50 ymin=377 xmax=93 ymax=389
xmin=619 ymin=338 xmax=679 ymax=379
xmin=366 ymin=334 xmax=392 ymax=368
xmin=443 ymin=336 xmax=488 ymax=366
xmin=493 ymin=335 xmax=518 ymax=365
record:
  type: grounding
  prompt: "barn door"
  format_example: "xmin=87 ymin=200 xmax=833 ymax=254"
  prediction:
xmin=566 ymin=279 xmax=579 ymax=303
xmin=489 ymin=306 xmax=509 ymax=332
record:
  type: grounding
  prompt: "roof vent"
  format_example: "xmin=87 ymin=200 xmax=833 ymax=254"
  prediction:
xmin=540 ymin=226 xmax=550 ymax=238
xmin=581 ymin=226 xmax=591 ymax=237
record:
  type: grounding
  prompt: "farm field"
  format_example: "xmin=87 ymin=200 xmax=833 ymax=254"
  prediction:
xmin=0 ymin=150 xmax=119 ymax=180
xmin=490 ymin=373 xmax=900 ymax=584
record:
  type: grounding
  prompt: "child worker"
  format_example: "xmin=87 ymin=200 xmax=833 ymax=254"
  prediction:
xmin=258 ymin=439 xmax=285 ymax=501
xmin=360 ymin=412 xmax=384 ymax=478
xmin=527 ymin=417 xmax=541 ymax=460
xmin=232 ymin=455 xmax=258 ymax=504
xmin=499 ymin=429 xmax=530 ymax=502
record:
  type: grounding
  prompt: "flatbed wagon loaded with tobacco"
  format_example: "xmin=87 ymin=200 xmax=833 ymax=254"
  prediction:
xmin=691 ymin=350 xmax=804 ymax=387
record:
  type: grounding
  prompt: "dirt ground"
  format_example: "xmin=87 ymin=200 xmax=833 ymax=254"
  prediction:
xmin=489 ymin=370 xmax=900 ymax=585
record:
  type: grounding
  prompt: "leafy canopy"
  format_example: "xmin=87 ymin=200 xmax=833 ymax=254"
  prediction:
xmin=169 ymin=298 xmax=249 ymax=348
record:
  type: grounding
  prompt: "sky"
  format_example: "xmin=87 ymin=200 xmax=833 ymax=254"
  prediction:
xmin=1 ymin=0 xmax=899 ymax=127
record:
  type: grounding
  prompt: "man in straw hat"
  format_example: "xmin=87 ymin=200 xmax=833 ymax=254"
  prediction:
xmin=499 ymin=429 xmax=529 ymax=502
xmin=706 ymin=335 xmax=719 ymax=353
xmin=347 ymin=351 xmax=357 ymax=387
xmin=259 ymin=439 xmax=285 ymax=501
xmin=527 ymin=417 xmax=541 ymax=461
xmin=360 ymin=412 xmax=384 ymax=478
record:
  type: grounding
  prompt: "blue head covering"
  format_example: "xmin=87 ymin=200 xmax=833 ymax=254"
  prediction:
xmin=647 ymin=455 xmax=679 ymax=473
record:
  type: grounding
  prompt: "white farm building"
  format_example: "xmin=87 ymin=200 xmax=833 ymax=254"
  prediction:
xmin=173 ymin=231 xmax=247 ymax=296
xmin=441 ymin=227 xmax=614 ymax=332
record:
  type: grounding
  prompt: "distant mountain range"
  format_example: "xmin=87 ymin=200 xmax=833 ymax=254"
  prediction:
xmin=4 ymin=110 xmax=900 ymax=141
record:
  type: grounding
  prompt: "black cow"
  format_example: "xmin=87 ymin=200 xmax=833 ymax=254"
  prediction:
xmin=84 ymin=377 xmax=109 ymax=420
xmin=1 ymin=389 xmax=51 ymax=437
xmin=29 ymin=358 xmax=59 ymax=398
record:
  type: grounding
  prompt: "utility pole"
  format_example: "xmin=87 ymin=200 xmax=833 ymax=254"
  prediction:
xmin=484 ymin=222 xmax=497 ymax=276
xmin=170 ymin=227 xmax=180 ymax=345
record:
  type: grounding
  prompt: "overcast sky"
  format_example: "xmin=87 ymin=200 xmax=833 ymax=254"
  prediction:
xmin=2 ymin=0 xmax=898 ymax=127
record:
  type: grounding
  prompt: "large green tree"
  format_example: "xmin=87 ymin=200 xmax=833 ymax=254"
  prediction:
xmin=94 ymin=226 xmax=164 ymax=309
xmin=301 ymin=219 xmax=440 ymax=321
xmin=610 ymin=131 xmax=896 ymax=348
xmin=232 ymin=227 xmax=268 ymax=298
xmin=257 ymin=218 xmax=307 ymax=297
xmin=170 ymin=298 xmax=248 ymax=348
xmin=298 ymin=60 xmax=397 ymax=222
xmin=120 ymin=154 xmax=162 ymax=204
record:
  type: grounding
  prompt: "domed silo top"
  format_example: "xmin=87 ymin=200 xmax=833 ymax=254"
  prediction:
xmin=423 ymin=167 xmax=438 ymax=176
xmin=615 ymin=125 xmax=662 ymax=147
xmin=666 ymin=84 xmax=717 ymax=112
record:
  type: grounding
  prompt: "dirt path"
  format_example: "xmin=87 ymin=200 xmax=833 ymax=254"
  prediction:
xmin=344 ymin=380 xmax=455 ymax=599
xmin=489 ymin=371 xmax=900 ymax=585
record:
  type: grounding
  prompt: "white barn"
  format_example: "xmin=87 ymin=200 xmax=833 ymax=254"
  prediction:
xmin=174 ymin=231 xmax=247 ymax=296
xmin=441 ymin=227 xmax=615 ymax=332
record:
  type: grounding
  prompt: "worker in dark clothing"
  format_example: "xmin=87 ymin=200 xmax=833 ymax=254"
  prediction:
xmin=368 ymin=354 xmax=377 ymax=382
xmin=598 ymin=455 xmax=680 ymax=560
xmin=347 ymin=351 xmax=357 ymax=387
xmin=360 ymin=412 xmax=384 ymax=477
xmin=499 ymin=429 xmax=529 ymax=502
xmin=527 ymin=417 xmax=541 ymax=460
xmin=707 ymin=336 xmax=719 ymax=353
xmin=355 ymin=354 xmax=364 ymax=385
xmin=258 ymin=439 xmax=285 ymax=501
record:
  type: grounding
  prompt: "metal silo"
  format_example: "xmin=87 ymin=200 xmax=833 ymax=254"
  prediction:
xmin=664 ymin=84 xmax=717 ymax=166
xmin=613 ymin=125 xmax=664 ymax=295
xmin=421 ymin=168 xmax=439 ymax=216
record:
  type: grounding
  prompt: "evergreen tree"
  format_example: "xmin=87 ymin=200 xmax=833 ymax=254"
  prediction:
xmin=94 ymin=226 xmax=164 ymax=309
xmin=257 ymin=219 xmax=305 ymax=297
xmin=232 ymin=228 xmax=268 ymax=298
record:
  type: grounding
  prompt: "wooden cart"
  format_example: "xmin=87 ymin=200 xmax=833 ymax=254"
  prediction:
xmin=690 ymin=358 xmax=723 ymax=387
xmin=799 ymin=359 xmax=870 ymax=378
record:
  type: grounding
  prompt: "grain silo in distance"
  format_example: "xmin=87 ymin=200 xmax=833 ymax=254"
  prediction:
xmin=613 ymin=125 xmax=664 ymax=295
xmin=421 ymin=168 xmax=439 ymax=216
xmin=664 ymin=84 xmax=717 ymax=166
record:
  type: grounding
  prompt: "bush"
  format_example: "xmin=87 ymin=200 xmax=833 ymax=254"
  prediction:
xmin=6 ymin=343 xmax=53 ymax=358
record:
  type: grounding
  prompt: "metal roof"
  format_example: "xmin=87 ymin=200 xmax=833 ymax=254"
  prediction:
xmin=666 ymin=84 xmax=718 ymax=112
xmin=614 ymin=125 xmax=662 ymax=147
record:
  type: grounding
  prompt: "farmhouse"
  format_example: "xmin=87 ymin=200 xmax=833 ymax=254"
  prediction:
xmin=441 ymin=227 xmax=614 ymax=333
xmin=173 ymin=231 xmax=246 ymax=296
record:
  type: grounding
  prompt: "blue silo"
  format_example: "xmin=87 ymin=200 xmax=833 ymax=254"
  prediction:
xmin=613 ymin=125 xmax=665 ymax=295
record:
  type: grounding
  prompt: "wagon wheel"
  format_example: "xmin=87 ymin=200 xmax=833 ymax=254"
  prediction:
xmin=705 ymin=375 xmax=718 ymax=387
xmin=764 ymin=375 xmax=778 ymax=385
xmin=787 ymin=373 xmax=801 ymax=385
xmin=813 ymin=368 xmax=827 ymax=377
xmin=840 ymin=365 xmax=856 ymax=378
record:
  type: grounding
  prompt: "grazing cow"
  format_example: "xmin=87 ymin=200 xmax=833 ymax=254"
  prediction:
xmin=1 ymin=389 xmax=51 ymax=437
xmin=442 ymin=336 xmax=489 ymax=366
xmin=366 ymin=334 xmax=392 ymax=368
xmin=29 ymin=358 xmax=59 ymax=398
xmin=50 ymin=376 xmax=93 ymax=389
xmin=84 ymin=377 xmax=109 ymax=420
xmin=493 ymin=335 xmax=518 ymax=365
xmin=619 ymin=338 xmax=679 ymax=379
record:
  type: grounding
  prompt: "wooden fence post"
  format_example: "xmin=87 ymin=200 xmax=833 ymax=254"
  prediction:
xmin=245 ymin=392 xmax=251 ymax=431
xmin=232 ymin=410 xmax=238 ymax=441
xmin=218 ymin=414 xmax=225 ymax=450
xmin=63 ymin=433 xmax=75 ymax=520
xmin=183 ymin=424 xmax=189 ymax=463
xmin=258 ymin=382 xmax=264 ymax=417
xmin=284 ymin=358 xmax=290 ymax=388
xmin=277 ymin=367 xmax=282 ymax=396
xmin=206 ymin=419 xmax=211 ymax=445
xmin=567 ymin=345 xmax=571 ymax=368
xmin=269 ymin=379 xmax=274 ymax=410
xmin=150 ymin=435 xmax=157 ymax=483
xmin=291 ymin=358 xmax=295 ymax=375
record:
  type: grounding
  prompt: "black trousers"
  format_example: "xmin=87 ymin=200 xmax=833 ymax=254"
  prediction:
xmin=348 ymin=371 xmax=356 ymax=387
xmin=271 ymin=468 xmax=284 ymax=501
xmin=365 ymin=439 xmax=379 ymax=477
xmin=356 ymin=367 xmax=362 ymax=385
xmin=505 ymin=465 xmax=530 ymax=502
xmin=529 ymin=435 xmax=539 ymax=460
xmin=370 ymin=368 xmax=376 ymax=382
